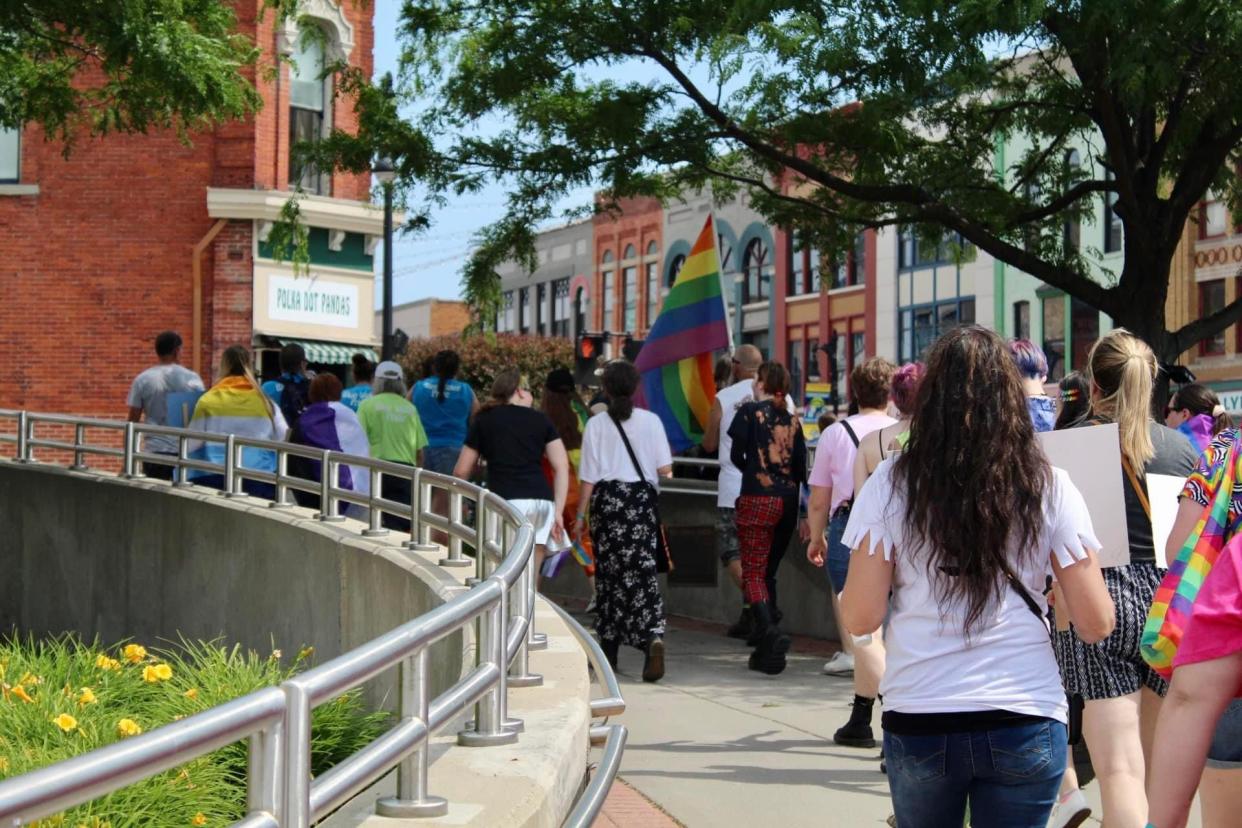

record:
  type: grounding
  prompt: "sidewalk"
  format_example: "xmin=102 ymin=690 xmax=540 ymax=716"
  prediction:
xmin=575 ymin=610 xmax=1195 ymax=828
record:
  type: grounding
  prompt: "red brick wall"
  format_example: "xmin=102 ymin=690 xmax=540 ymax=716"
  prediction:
xmin=0 ymin=0 xmax=375 ymax=417
xmin=592 ymin=196 xmax=663 ymax=349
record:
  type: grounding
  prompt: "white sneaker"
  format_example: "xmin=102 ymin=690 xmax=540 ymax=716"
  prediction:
xmin=1047 ymin=788 xmax=1091 ymax=828
xmin=821 ymin=651 xmax=855 ymax=676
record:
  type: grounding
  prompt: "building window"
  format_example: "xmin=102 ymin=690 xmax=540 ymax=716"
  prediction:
xmin=573 ymin=286 xmax=587 ymax=336
xmin=1200 ymin=280 xmax=1227 ymax=356
xmin=623 ymin=243 xmax=637 ymax=260
xmin=806 ymin=338 xmax=820 ymax=379
xmin=536 ymin=283 xmax=547 ymax=335
xmin=518 ymin=287 xmax=529 ymax=333
xmin=1013 ymin=300 xmax=1031 ymax=341
xmin=288 ymin=29 xmax=331 ymax=195
xmin=1042 ymin=296 xmax=1066 ymax=381
xmin=622 ymin=266 xmax=638 ymax=332
xmin=742 ymin=238 xmax=771 ymax=302
xmin=602 ymin=270 xmax=614 ymax=329
xmin=0 ymin=127 xmax=18 ymax=183
xmin=551 ymin=279 xmax=570 ymax=338
xmin=645 ymin=261 xmax=659 ymax=326
xmin=898 ymin=227 xmax=968 ymax=270
xmin=833 ymin=233 xmax=866 ymax=289
xmin=667 ymin=253 xmax=686 ymax=288
xmin=898 ymin=298 xmax=976 ymax=363
xmin=1104 ymin=171 xmax=1122 ymax=253
xmin=497 ymin=290 xmax=515 ymax=333
xmin=1202 ymin=199 xmax=1229 ymax=239
xmin=1069 ymin=298 xmax=1099 ymax=372
xmin=1063 ymin=149 xmax=1081 ymax=251
xmin=788 ymin=234 xmax=804 ymax=296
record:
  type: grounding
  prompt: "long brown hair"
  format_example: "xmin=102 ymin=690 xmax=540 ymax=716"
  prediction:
xmin=542 ymin=389 xmax=583 ymax=451
xmin=761 ymin=362 xmax=791 ymax=411
xmin=895 ymin=326 xmax=1051 ymax=635
xmin=482 ymin=369 xmax=521 ymax=412
xmin=1087 ymin=329 xmax=1157 ymax=468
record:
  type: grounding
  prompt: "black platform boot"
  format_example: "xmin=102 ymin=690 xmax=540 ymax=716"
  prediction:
xmin=834 ymin=695 xmax=877 ymax=748
xmin=747 ymin=601 xmax=790 ymax=675
xmin=727 ymin=606 xmax=755 ymax=641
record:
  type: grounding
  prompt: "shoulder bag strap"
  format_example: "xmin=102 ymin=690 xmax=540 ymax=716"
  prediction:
xmin=841 ymin=419 xmax=860 ymax=448
xmin=1121 ymin=456 xmax=1153 ymax=521
xmin=610 ymin=414 xmax=650 ymax=485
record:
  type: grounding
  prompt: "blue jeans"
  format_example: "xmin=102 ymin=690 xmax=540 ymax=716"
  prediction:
xmin=885 ymin=719 xmax=1066 ymax=828
xmin=825 ymin=508 xmax=851 ymax=593
xmin=422 ymin=445 xmax=462 ymax=475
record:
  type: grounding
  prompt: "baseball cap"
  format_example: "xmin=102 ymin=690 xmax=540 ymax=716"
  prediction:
xmin=375 ymin=360 xmax=404 ymax=380
xmin=545 ymin=368 xmax=576 ymax=393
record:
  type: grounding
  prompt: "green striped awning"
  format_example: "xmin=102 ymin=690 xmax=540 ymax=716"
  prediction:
xmin=281 ymin=339 xmax=379 ymax=366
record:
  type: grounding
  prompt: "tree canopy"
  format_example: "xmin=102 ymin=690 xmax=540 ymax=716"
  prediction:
xmin=321 ymin=0 xmax=1242 ymax=370
xmin=0 ymin=0 xmax=300 ymax=144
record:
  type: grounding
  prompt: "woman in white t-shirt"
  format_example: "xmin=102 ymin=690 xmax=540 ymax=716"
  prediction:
xmin=574 ymin=361 xmax=673 ymax=683
xmin=838 ymin=326 xmax=1115 ymax=828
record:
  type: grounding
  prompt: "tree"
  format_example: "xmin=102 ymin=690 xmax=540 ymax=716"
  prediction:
xmin=319 ymin=0 xmax=1242 ymax=391
xmin=399 ymin=333 xmax=573 ymax=395
xmin=0 ymin=0 xmax=299 ymax=144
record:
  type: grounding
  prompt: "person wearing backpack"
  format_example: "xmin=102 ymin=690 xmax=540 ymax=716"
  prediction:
xmin=262 ymin=343 xmax=311 ymax=427
xmin=806 ymin=356 xmax=895 ymax=747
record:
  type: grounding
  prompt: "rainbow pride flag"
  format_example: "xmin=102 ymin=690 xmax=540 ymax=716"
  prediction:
xmin=635 ymin=214 xmax=730 ymax=451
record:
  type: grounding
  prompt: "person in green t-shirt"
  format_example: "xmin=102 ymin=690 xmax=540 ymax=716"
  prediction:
xmin=357 ymin=361 xmax=428 ymax=531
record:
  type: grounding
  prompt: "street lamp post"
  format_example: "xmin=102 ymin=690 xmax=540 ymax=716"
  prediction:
xmin=373 ymin=156 xmax=397 ymax=360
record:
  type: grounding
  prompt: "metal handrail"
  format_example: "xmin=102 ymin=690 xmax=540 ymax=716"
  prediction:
xmin=0 ymin=409 xmax=619 ymax=827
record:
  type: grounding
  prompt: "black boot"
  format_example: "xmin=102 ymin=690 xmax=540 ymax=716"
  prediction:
xmin=746 ymin=604 xmax=784 ymax=646
xmin=727 ymin=606 xmax=755 ymax=641
xmin=642 ymin=636 xmax=665 ymax=683
xmin=747 ymin=601 xmax=790 ymax=675
xmin=600 ymin=638 xmax=619 ymax=671
xmin=834 ymin=695 xmax=877 ymax=748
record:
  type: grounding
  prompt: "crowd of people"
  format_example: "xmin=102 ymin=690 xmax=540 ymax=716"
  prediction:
xmin=124 ymin=327 xmax=1242 ymax=828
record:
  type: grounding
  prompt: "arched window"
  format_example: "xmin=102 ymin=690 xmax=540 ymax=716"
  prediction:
xmin=601 ymin=250 xmax=614 ymax=264
xmin=742 ymin=238 xmax=770 ymax=302
xmin=1063 ymin=149 xmax=1081 ymax=252
xmin=666 ymin=253 xmax=686 ymax=288
xmin=289 ymin=28 xmax=331 ymax=194
xmin=646 ymin=240 xmax=658 ymax=256
xmin=622 ymin=243 xmax=637 ymax=260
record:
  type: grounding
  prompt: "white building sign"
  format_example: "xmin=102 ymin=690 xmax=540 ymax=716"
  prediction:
xmin=267 ymin=274 xmax=359 ymax=329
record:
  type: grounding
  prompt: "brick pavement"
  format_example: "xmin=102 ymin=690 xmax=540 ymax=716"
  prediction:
xmin=595 ymin=778 xmax=683 ymax=827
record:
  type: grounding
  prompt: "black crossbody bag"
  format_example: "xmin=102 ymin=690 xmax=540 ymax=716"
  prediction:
xmin=1006 ymin=573 xmax=1084 ymax=745
xmin=610 ymin=415 xmax=674 ymax=573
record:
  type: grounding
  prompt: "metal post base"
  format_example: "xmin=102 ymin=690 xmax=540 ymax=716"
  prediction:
xmin=316 ymin=513 xmax=346 ymax=522
xmin=528 ymin=633 xmax=548 ymax=651
xmin=438 ymin=557 xmax=473 ymax=568
xmin=222 ymin=490 xmax=249 ymax=499
xmin=376 ymin=795 xmax=448 ymax=818
xmin=405 ymin=541 xmax=439 ymax=552
xmin=466 ymin=717 xmax=524 ymax=734
xmin=456 ymin=725 xmax=519 ymax=747
xmin=361 ymin=527 xmax=390 ymax=537
xmin=69 ymin=464 xmax=90 ymax=472
xmin=267 ymin=500 xmax=295 ymax=510
xmin=464 ymin=577 xmax=481 ymax=587
xmin=506 ymin=673 xmax=543 ymax=688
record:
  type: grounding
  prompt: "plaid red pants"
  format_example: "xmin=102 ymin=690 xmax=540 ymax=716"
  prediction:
xmin=735 ymin=494 xmax=799 ymax=605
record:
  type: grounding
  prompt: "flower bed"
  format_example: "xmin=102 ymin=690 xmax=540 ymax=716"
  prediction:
xmin=0 ymin=636 xmax=389 ymax=826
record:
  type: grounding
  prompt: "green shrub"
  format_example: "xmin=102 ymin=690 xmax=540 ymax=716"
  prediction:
xmin=400 ymin=333 xmax=574 ymax=395
xmin=0 ymin=635 xmax=389 ymax=827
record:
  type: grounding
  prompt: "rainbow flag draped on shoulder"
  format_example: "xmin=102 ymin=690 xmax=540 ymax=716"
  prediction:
xmin=635 ymin=214 xmax=731 ymax=452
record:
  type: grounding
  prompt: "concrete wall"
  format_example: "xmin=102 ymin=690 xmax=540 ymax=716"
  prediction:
xmin=544 ymin=488 xmax=840 ymax=641
xmin=0 ymin=462 xmax=465 ymax=710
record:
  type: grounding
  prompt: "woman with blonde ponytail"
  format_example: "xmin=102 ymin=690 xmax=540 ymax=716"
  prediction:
xmin=1053 ymin=329 xmax=1199 ymax=828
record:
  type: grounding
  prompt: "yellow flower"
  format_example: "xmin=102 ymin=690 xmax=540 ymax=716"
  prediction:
xmin=95 ymin=655 xmax=121 ymax=671
xmin=269 ymin=649 xmax=282 ymax=661
xmin=183 ymin=688 xmax=198 ymax=699
xmin=10 ymin=685 xmax=34 ymax=704
xmin=78 ymin=687 xmax=97 ymax=706
xmin=19 ymin=672 xmax=42 ymax=687
xmin=141 ymin=663 xmax=172 ymax=683
xmin=191 ymin=813 xmax=207 ymax=826
xmin=296 ymin=646 xmax=314 ymax=661
xmin=0 ymin=756 xmax=9 ymax=772
xmin=53 ymin=713 xmax=78 ymax=733
xmin=122 ymin=644 xmax=147 ymax=664
xmin=116 ymin=718 xmax=142 ymax=738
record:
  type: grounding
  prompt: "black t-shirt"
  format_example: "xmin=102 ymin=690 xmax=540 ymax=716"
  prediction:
xmin=727 ymin=399 xmax=807 ymax=498
xmin=465 ymin=404 xmax=559 ymax=501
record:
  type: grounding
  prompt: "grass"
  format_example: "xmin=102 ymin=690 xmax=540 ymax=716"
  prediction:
xmin=0 ymin=634 xmax=390 ymax=827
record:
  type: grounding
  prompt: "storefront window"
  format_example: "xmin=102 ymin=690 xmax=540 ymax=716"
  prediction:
xmin=788 ymin=234 xmax=805 ymax=296
xmin=518 ymin=287 xmax=529 ymax=333
xmin=552 ymin=278 xmax=570 ymax=337
xmin=0 ymin=127 xmax=18 ymax=183
xmin=1201 ymin=280 xmax=1226 ymax=355
xmin=1013 ymin=300 xmax=1031 ymax=341
xmin=1070 ymin=298 xmax=1099 ymax=371
xmin=1042 ymin=296 xmax=1066 ymax=381
xmin=622 ymin=266 xmax=638 ymax=332
xmin=743 ymin=238 xmax=770 ymax=302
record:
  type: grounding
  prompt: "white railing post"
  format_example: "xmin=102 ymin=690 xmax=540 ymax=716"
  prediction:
xmin=362 ymin=466 xmax=388 ymax=536
xmin=270 ymin=448 xmax=293 ymax=509
xmin=458 ymin=583 xmax=518 ymax=747
xmin=69 ymin=423 xmax=88 ymax=471
xmin=317 ymin=451 xmax=344 ymax=522
xmin=405 ymin=469 xmax=438 ymax=552
xmin=223 ymin=434 xmax=244 ymax=497
xmin=281 ymin=682 xmax=312 ymax=828
xmin=14 ymin=411 xmax=29 ymax=462
xmin=172 ymin=434 xmax=191 ymax=487
xmin=439 ymin=490 xmax=469 ymax=567
xmin=248 ymin=718 xmax=285 ymax=820
xmin=507 ymin=543 xmax=543 ymax=688
xmin=376 ymin=649 xmax=447 ymax=817
xmin=121 ymin=421 xmax=139 ymax=478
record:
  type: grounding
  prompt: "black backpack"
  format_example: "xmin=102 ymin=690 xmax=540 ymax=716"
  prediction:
xmin=277 ymin=377 xmax=311 ymax=427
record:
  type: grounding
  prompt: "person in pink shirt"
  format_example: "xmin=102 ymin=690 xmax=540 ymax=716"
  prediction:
xmin=807 ymin=356 xmax=897 ymax=748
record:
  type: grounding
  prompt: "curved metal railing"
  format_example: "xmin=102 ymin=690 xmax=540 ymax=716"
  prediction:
xmin=0 ymin=410 xmax=626 ymax=826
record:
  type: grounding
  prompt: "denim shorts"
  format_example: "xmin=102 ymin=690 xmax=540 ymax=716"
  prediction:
xmin=1207 ymin=699 xmax=1242 ymax=768
xmin=825 ymin=507 xmax=851 ymax=593
xmin=422 ymin=445 xmax=461 ymax=476
xmin=885 ymin=719 xmax=1066 ymax=828
xmin=716 ymin=507 xmax=739 ymax=564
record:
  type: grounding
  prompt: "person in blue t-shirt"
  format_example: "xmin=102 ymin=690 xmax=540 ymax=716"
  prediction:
xmin=411 ymin=349 xmax=479 ymax=474
xmin=261 ymin=343 xmax=311 ymax=428
xmin=341 ymin=353 xmax=375 ymax=412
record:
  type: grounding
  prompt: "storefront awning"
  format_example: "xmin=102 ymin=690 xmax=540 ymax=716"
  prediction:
xmin=265 ymin=337 xmax=379 ymax=366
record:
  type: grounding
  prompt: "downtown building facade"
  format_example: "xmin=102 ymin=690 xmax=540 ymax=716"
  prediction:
xmin=0 ymin=0 xmax=381 ymax=417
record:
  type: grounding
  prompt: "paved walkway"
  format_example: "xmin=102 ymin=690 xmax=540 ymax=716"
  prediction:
xmin=576 ymin=609 xmax=1200 ymax=828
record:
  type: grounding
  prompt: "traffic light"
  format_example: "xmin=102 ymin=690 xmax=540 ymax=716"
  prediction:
xmin=622 ymin=335 xmax=644 ymax=362
xmin=575 ymin=332 xmax=605 ymax=383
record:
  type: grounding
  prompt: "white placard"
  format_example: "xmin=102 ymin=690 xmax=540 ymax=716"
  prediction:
xmin=267 ymin=274 xmax=359 ymax=328
xmin=1146 ymin=474 xmax=1186 ymax=569
xmin=1038 ymin=424 xmax=1130 ymax=567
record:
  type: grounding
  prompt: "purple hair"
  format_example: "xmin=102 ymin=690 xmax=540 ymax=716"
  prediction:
xmin=1007 ymin=338 xmax=1049 ymax=380
xmin=891 ymin=362 xmax=926 ymax=416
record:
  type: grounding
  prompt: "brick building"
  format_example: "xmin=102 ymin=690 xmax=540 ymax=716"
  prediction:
xmin=593 ymin=196 xmax=664 ymax=354
xmin=381 ymin=297 xmax=472 ymax=340
xmin=0 ymin=0 xmax=380 ymax=417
